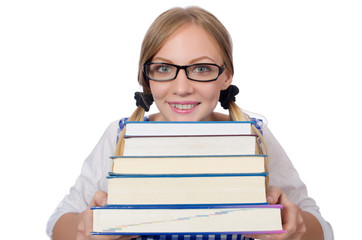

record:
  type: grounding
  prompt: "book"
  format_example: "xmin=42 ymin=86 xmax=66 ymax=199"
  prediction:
xmin=91 ymin=204 xmax=285 ymax=235
xmin=124 ymin=121 xmax=253 ymax=136
xmin=111 ymin=155 xmax=266 ymax=174
xmin=106 ymin=173 xmax=268 ymax=205
xmin=122 ymin=135 xmax=257 ymax=156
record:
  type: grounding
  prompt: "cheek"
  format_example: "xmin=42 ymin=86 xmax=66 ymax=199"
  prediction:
xmin=149 ymin=82 xmax=168 ymax=100
xmin=197 ymin=84 xmax=221 ymax=102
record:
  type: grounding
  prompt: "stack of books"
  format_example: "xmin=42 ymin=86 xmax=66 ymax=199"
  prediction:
xmin=92 ymin=121 xmax=284 ymax=236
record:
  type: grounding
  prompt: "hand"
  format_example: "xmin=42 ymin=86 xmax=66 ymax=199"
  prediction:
xmin=244 ymin=186 xmax=306 ymax=240
xmin=76 ymin=191 xmax=139 ymax=240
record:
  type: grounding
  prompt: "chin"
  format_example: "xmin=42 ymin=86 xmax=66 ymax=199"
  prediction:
xmin=170 ymin=114 xmax=214 ymax=122
xmin=164 ymin=113 xmax=200 ymax=122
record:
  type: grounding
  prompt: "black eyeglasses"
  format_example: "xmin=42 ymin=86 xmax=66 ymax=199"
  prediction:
xmin=143 ymin=62 xmax=225 ymax=82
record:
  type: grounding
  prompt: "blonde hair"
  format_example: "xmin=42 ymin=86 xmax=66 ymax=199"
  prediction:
xmin=137 ymin=6 xmax=234 ymax=94
xmin=229 ymin=101 xmax=270 ymax=186
xmin=115 ymin=7 xmax=269 ymax=185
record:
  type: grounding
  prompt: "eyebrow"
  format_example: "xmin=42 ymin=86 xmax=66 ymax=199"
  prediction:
xmin=152 ymin=56 xmax=218 ymax=64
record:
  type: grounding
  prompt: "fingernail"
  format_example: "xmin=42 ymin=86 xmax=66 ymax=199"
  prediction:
xmin=101 ymin=197 xmax=107 ymax=205
xmin=267 ymin=196 xmax=274 ymax=203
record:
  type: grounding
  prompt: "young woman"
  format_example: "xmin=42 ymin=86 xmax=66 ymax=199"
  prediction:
xmin=47 ymin=6 xmax=333 ymax=240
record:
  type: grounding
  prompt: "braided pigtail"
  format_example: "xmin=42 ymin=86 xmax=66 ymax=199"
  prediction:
xmin=221 ymin=86 xmax=270 ymax=188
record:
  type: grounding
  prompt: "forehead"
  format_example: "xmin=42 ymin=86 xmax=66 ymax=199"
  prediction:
xmin=153 ymin=23 xmax=223 ymax=64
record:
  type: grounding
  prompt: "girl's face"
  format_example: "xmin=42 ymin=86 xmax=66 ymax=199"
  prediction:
xmin=149 ymin=23 xmax=232 ymax=122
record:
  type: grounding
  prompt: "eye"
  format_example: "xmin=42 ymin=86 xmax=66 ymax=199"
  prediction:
xmin=156 ymin=64 xmax=172 ymax=73
xmin=192 ymin=65 xmax=210 ymax=73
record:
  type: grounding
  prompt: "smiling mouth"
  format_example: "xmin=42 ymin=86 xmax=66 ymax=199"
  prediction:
xmin=168 ymin=102 xmax=200 ymax=113
xmin=170 ymin=103 xmax=199 ymax=110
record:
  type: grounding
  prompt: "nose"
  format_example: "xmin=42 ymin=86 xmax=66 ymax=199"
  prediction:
xmin=171 ymin=69 xmax=194 ymax=96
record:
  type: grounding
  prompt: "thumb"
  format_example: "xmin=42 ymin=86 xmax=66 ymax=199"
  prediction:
xmin=266 ymin=186 xmax=283 ymax=204
xmin=90 ymin=190 xmax=108 ymax=207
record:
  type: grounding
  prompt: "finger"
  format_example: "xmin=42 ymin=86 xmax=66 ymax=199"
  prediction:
xmin=273 ymin=194 xmax=299 ymax=239
xmin=80 ymin=191 xmax=111 ymax=239
xmin=280 ymin=205 xmax=306 ymax=239
xmin=244 ymin=231 xmax=293 ymax=240
xmin=266 ymin=186 xmax=283 ymax=204
xmin=244 ymin=233 xmax=281 ymax=240
xmin=91 ymin=191 xmax=108 ymax=207
xmin=87 ymin=192 xmax=138 ymax=239
xmin=244 ymin=188 xmax=295 ymax=240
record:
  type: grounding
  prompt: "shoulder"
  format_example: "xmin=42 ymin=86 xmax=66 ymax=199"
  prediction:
xmin=101 ymin=119 xmax=121 ymax=142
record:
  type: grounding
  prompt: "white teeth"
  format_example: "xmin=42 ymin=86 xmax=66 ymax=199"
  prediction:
xmin=171 ymin=104 xmax=196 ymax=110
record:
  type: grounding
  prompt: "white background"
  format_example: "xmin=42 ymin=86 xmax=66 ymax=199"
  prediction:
xmin=0 ymin=0 xmax=361 ymax=239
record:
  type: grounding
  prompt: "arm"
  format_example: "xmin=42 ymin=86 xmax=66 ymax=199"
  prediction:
xmin=301 ymin=211 xmax=324 ymax=240
xmin=46 ymin=121 xmax=119 ymax=238
xmin=52 ymin=212 xmax=80 ymax=240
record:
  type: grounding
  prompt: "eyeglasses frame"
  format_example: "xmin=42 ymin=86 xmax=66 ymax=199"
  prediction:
xmin=143 ymin=62 xmax=225 ymax=82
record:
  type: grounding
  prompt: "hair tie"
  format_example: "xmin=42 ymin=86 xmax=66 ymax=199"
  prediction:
xmin=219 ymin=85 xmax=239 ymax=110
xmin=134 ymin=92 xmax=154 ymax=112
